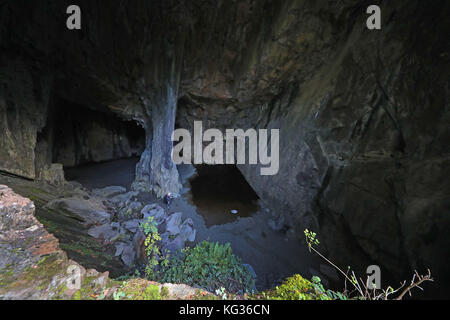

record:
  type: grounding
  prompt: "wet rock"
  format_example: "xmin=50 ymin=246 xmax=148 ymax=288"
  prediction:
xmin=179 ymin=218 xmax=196 ymax=242
xmin=93 ymin=186 xmax=127 ymax=199
xmin=165 ymin=212 xmax=182 ymax=236
xmin=45 ymin=197 xmax=110 ymax=226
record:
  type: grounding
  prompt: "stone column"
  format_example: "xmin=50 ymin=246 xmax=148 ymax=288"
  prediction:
xmin=133 ymin=42 xmax=183 ymax=197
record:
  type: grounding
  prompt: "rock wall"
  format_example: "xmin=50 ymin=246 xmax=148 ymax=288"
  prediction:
xmin=0 ymin=59 xmax=52 ymax=179
xmin=176 ymin=0 xmax=450 ymax=292
xmin=52 ymin=102 xmax=145 ymax=167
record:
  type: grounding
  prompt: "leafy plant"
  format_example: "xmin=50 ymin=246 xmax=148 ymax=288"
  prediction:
xmin=138 ymin=217 xmax=254 ymax=295
xmin=158 ymin=241 xmax=255 ymax=295
xmin=140 ymin=217 xmax=162 ymax=279
xmin=260 ymin=274 xmax=331 ymax=300
xmin=311 ymin=276 xmax=347 ymax=300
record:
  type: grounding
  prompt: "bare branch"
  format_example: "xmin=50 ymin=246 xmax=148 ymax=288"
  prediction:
xmin=396 ymin=270 xmax=433 ymax=300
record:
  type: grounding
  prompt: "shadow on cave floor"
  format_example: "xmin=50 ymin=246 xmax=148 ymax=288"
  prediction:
xmin=64 ymin=157 xmax=140 ymax=190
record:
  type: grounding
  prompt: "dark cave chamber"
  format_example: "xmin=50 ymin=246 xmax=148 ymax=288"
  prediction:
xmin=188 ymin=164 xmax=260 ymax=227
xmin=37 ymin=100 xmax=146 ymax=190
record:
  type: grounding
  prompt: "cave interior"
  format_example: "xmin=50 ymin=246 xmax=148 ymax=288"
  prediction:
xmin=0 ymin=0 xmax=449 ymax=299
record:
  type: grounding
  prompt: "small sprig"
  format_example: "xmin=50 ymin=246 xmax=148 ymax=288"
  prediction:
xmin=304 ymin=229 xmax=320 ymax=252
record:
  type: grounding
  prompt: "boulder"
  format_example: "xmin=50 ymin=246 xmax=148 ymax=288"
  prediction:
xmin=0 ymin=186 xmax=106 ymax=299
xmin=141 ymin=203 xmax=166 ymax=223
xmin=123 ymin=219 xmax=141 ymax=233
xmin=109 ymin=191 xmax=139 ymax=206
xmin=114 ymin=243 xmax=126 ymax=257
xmin=179 ymin=218 xmax=196 ymax=242
xmin=162 ymin=235 xmax=185 ymax=254
xmin=118 ymin=201 xmax=144 ymax=220
xmin=0 ymin=185 xmax=36 ymax=232
xmin=165 ymin=212 xmax=182 ymax=236
xmin=160 ymin=232 xmax=170 ymax=244
xmin=65 ymin=188 xmax=91 ymax=200
xmin=64 ymin=181 xmax=84 ymax=192
xmin=44 ymin=197 xmax=110 ymax=226
xmin=88 ymin=224 xmax=120 ymax=243
xmin=129 ymin=201 xmax=143 ymax=212
xmin=93 ymin=186 xmax=126 ymax=199
xmin=121 ymin=245 xmax=136 ymax=268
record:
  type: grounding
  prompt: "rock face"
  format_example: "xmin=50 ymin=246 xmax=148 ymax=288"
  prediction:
xmin=0 ymin=0 xmax=449 ymax=297
xmin=165 ymin=212 xmax=183 ymax=236
xmin=44 ymin=197 xmax=110 ymax=226
xmin=0 ymin=185 xmax=76 ymax=299
xmin=52 ymin=104 xmax=145 ymax=168
xmin=92 ymin=186 xmax=127 ymax=199
xmin=0 ymin=185 xmax=206 ymax=300
xmin=142 ymin=204 xmax=166 ymax=223
xmin=36 ymin=163 xmax=67 ymax=187
xmin=0 ymin=60 xmax=51 ymax=179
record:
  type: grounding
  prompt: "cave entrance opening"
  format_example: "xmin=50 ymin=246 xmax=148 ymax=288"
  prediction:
xmin=50 ymin=101 xmax=146 ymax=190
xmin=188 ymin=164 xmax=260 ymax=227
